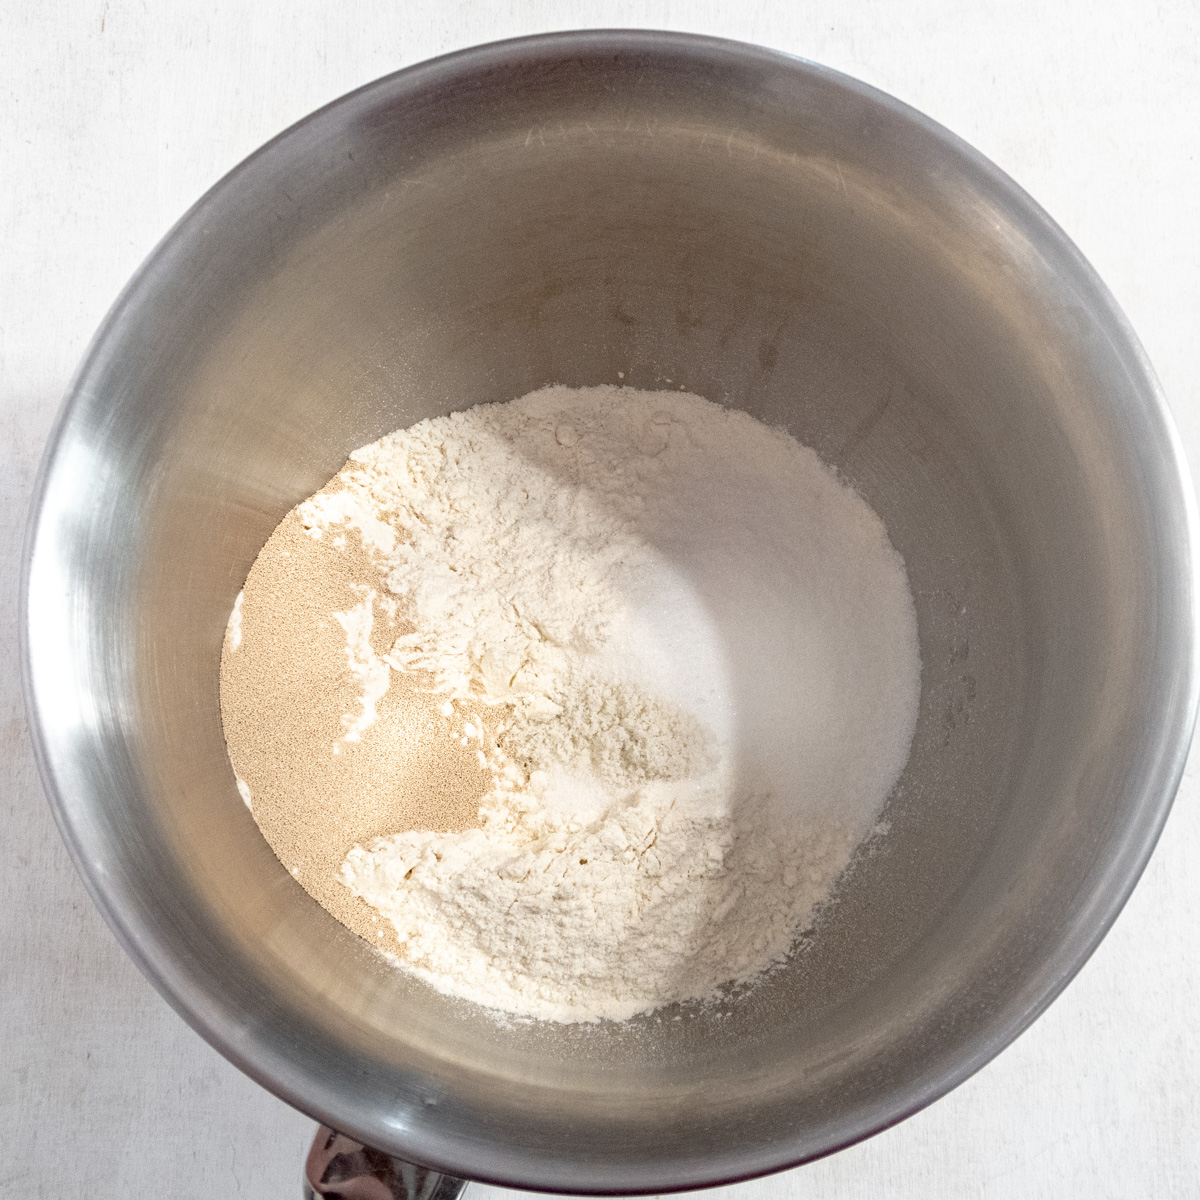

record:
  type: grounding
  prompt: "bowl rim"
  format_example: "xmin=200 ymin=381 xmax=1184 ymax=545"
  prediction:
xmin=21 ymin=28 xmax=1200 ymax=1194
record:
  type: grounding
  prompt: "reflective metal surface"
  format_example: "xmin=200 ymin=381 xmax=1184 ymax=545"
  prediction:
xmin=22 ymin=30 xmax=1198 ymax=1194
xmin=304 ymin=1127 xmax=466 ymax=1200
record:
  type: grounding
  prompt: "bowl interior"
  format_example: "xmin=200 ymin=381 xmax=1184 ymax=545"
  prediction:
xmin=24 ymin=34 xmax=1194 ymax=1192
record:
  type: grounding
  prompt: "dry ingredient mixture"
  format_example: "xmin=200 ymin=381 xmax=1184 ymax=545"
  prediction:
xmin=220 ymin=385 xmax=921 ymax=1023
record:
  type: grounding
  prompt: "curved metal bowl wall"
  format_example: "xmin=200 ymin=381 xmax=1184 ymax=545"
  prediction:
xmin=24 ymin=32 xmax=1196 ymax=1194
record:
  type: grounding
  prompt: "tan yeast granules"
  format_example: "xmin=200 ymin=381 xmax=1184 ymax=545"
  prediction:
xmin=219 ymin=484 xmax=491 ymax=948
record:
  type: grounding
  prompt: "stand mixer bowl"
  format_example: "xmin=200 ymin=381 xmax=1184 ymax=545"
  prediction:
xmin=22 ymin=31 xmax=1197 ymax=1194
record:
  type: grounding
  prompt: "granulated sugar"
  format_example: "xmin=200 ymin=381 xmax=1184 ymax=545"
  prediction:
xmin=221 ymin=385 xmax=921 ymax=1021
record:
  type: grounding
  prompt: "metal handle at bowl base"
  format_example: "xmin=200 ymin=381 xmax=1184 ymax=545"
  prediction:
xmin=303 ymin=1126 xmax=468 ymax=1200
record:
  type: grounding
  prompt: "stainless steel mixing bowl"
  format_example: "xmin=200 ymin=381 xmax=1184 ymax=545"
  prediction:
xmin=22 ymin=30 xmax=1198 ymax=1194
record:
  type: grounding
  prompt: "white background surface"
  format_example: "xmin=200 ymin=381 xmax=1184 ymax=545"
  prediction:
xmin=3 ymin=2 xmax=1198 ymax=1197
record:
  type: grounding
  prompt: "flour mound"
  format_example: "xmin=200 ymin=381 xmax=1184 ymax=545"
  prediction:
xmin=499 ymin=674 xmax=716 ymax=787
xmin=342 ymin=784 xmax=854 ymax=1023
xmin=300 ymin=385 xmax=921 ymax=1023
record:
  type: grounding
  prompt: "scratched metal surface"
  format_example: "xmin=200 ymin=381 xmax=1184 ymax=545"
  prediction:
xmin=2 ymin=3 xmax=1198 ymax=1197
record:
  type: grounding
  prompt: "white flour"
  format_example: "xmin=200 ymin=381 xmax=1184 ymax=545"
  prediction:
xmin=303 ymin=385 xmax=921 ymax=1023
